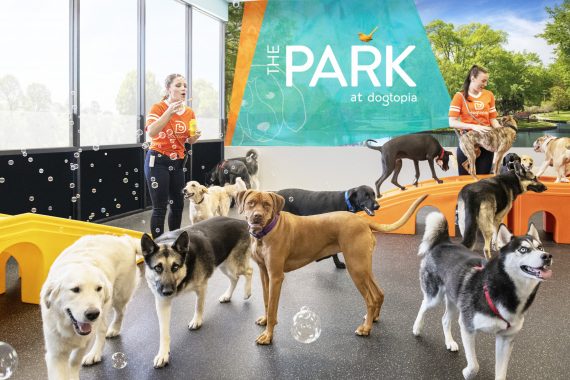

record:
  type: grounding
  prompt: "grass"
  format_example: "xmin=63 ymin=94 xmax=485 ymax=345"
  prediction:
xmin=535 ymin=111 xmax=570 ymax=122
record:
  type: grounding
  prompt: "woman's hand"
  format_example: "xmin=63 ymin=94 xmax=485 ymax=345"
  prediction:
xmin=474 ymin=125 xmax=492 ymax=133
xmin=166 ymin=100 xmax=184 ymax=115
xmin=188 ymin=130 xmax=202 ymax=144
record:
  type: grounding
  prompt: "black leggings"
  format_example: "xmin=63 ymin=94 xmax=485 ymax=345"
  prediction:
xmin=456 ymin=146 xmax=494 ymax=175
xmin=144 ymin=150 xmax=185 ymax=238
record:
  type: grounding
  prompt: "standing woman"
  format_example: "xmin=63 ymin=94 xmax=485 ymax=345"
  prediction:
xmin=145 ymin=74 xmax=201 ymax=238
xmin=448 ymin=65 xmax=501 ymax=175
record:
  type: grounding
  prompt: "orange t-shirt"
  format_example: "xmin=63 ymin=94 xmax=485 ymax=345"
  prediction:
xmin=145 ymin=100 xmax=197 ymax=159
xmin=448 ymin=89 xmax=498 ymax=127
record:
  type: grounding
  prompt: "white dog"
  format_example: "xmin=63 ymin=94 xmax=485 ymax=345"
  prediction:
xmin=40 ymin=234 xmax=140 ymax=380
xmin=184 ymin=178 xmax=247 ymax=224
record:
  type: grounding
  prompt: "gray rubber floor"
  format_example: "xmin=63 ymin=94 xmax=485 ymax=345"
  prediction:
xmin=1 ymin=206 xmax=569 ymax=380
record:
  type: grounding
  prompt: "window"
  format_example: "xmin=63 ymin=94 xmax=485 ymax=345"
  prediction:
xmin=192 ymin=9 xmax=222 ymax=140
xmin=80 ymin=0 xmax=138 ymax=147
xmin=0 ymin=0 xmax=69 ymax=150
xmin=145 ymin=0 xmax=186 ymax=117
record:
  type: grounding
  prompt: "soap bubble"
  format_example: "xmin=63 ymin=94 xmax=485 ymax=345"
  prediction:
xmin=47 ymin=176 xmax=53 ymax=182
xmin=169 ymin=153 xmax=177 ymax=160
xmin=151 ymin=182 xmax=158 ymax=189
xmin=289 ymin=197 xmax=294 ymax=202
xmin=0 ymin=341 xmax=18 ymax=379
xmin=7 ymin=160 xmax=14 ymax=166
xmin=27 ymin=157 xmax=33 ymax=163
xmin=291 ymin=306 xmax=321 ymax=344
xmin=111 ymin=352 xmax=127 ymax=369
xmin=93 ymin=145 xmax=100 ymax=151
xmin=21 ymin=149 xmax=27 ymax=157
xmin=123 ymin=178 xmax=128 ymax=183
xmin=0 ymin=178 xmax=4 ymax=184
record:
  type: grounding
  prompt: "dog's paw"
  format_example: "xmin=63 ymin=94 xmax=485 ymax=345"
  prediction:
xmin=560 ymin=177 xmax=570 ymax=183
xmin=412 ymin=321 xmax=422 ymax=336
xmin=105 ymin=327 xmax=121 ymax=338
xmin=218 ymin=294 xmax=232 ymax=303
xmin=153 ymin=351 xmax=169 ymax=368
xmin=82 ymin=351 xmax=102 ymax=366
xmin=188 ymin=318 xmax=203 ymax=330
xmin=462 ymin=365 xmax=479 ymax=380
xmin=244 ymin=291 xmax=252 ymax=300
xmin=255 ymin=331 xmax=273 ymax=345
xmin=355 ymin=324 xmax=371 ymax=336
xmin=446 ymin=340 xmax=459 ymax=352
xmin=436 ymin=179 xmax=443 ymax=184
xmin=256 ymin=316 xmax=267 ymax=326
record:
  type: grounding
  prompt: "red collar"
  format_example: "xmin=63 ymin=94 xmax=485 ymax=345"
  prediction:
xmin=483 ymin=283 xmax=511 ymax=329
xmin=438 ymin=148 xmax=446 ymax=160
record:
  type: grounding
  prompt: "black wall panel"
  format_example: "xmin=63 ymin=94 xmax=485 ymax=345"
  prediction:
xmin=190 ymin=141 xmax=224 ymax=184
xmin=0 ymin=152 xmax=77 ymax=218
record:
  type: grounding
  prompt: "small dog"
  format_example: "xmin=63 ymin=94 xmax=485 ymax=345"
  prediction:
xmin=499 ymin=152 xmax=521 ymax=174
xmin=141 ymin=217 xmax=253 ymax=368
xmin=205 ymin=159 xmax=252 ymax=189
xmin=413 ymin=212 xmax=553 ymax=380
xmin=184 ymin=178 xmax=247 ymax=223
xmin=533 ymin=134 xmax=570 ymax=182
xmin=276 ymin=185 xmax=380 ymax=269
xmin=458 ymin=115 xmax=518 ymax=179
xmin=236 ymin=190 xmax=427 ymax=344
xmin=40 ymin=235 xmax=140 ymax=380
xmin=366 ymin=134 xmax=453 ymax=197
xmin=520 ymin=155 xmax=534 ymax=171
xmin=226 ymin=149 xmax=260 ymax=189
xmin=457 ymin=162 xmax=547 ymax=259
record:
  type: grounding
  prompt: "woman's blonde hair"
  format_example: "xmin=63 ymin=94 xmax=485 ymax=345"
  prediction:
xmin=162 ymin=73 xmax=185 ymax=100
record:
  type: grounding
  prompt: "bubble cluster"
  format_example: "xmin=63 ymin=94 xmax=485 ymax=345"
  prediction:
xmin=291 ymin=306 xmax=321 ymax=344
xmin=111 ymin=352 xmax=127 ymax=369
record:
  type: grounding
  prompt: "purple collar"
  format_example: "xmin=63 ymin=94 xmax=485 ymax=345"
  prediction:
xmin=249 ymin=214 xmax=280 ymax=239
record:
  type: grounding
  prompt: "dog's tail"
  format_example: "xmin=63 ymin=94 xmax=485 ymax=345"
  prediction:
xmin=245 ymin=149 xmax=258 ymax=161
xmin=367 ymin=194 xmax=427 ymax=233
xmin=365 ymin=139 xmax=383 ymax=152
xmin=459 ymin=197 xmax=478 ymax=250
xmin=418 ymin=212 xmax=449 ymax=256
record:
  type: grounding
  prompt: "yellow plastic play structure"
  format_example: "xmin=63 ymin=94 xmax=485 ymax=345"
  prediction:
xmin=0 ymin=213 xmax=143 ymax=305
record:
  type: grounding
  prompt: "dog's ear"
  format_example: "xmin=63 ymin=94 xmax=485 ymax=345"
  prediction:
xmin=236 ymin=190 xmax=254 ymax=214
xmin=101 ymin=275 xmax=113 ymax=305
xmin=200 ymin=186 xmax=208 ymax=194
xmin=141 ymin=233 xmax=159 ymax=258
xmin=495 ymin=224 xmax=513 ymax=250
xmin=527 ymin=223 xmax=541 ymax=242
xmin=40 ymin=281 xmax=60 ymax=309
xmin=172 ymin=231 xmax=189 ymax=254
xmin=512 ymin=161 xmax=525 ymax=177
xmin=269 ymin=192 xmax=285 ymax=214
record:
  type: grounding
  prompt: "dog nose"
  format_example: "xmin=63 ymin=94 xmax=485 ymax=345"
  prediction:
xmin=252 ymin=213 xmax=262 ymax=222
xmin=542 ymin=253 xmax=553 ymax=265
xmin=84 ymin=308 xmax=100 ymax=321
xmin=161 ymin=285 xmax=174 ymax=297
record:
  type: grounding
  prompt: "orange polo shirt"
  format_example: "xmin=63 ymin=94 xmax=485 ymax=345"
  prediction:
xmin=449 ymin=89 xmax=498 ymax=127
xmin=145 ymin=100 xmax=197 ymax=159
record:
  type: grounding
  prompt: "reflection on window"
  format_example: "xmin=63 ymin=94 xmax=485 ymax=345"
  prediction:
xmin=0 ymin=0 xmax=69 ymax=150
xmin=192 ymin=9 xmax=222 ymax=140
xmin=80 ymin=0 xmax=137 ymax=147
xmin=145 ymin=0 xmax=186 ymax=121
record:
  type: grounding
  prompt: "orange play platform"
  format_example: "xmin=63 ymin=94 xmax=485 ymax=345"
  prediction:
xmin=362 ymin=175 xmax=570 ymax=245
xmin=0 ymin=213 xmax=143 ymax=304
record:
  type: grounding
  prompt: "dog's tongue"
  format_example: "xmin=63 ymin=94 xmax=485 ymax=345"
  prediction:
xmin=78 ymin=322 xmax=92 ymax=334
xmin=540 ymin=268 xmax=553 ymax=279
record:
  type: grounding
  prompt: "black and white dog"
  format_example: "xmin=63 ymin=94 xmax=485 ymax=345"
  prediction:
xmin=276 ymin=185 xmax=379 ymax=269
xmin=141 ymin=217 xmax=253 ymax=368
xmin=499 ymin=152 xmax=521 ymax=174
xmin=228 ymin=149 xmax=260 ymax=189
xmin=205 ymin=149 xmax=259 ymax=189
xmin=413 ymin=212 xmax=552 ymax=380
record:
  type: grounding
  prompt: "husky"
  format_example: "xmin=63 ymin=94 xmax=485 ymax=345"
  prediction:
xmin=457 ymin=161 xmax=547 ymax=259
xmin=413 ymin=212 xmax=553 ymax=380
xmin=141 ymin=216 xmax=253 ymax=368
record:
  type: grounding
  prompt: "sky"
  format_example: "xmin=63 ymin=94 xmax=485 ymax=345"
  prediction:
xmin=414 ymin=0 xmax=563 ymax=64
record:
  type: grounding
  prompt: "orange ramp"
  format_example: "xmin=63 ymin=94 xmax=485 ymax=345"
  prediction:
xmin=0 ymin=213 xmax=143 ymax=304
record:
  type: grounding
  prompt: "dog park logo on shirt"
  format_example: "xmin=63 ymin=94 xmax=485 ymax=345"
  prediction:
xmin=174 ymin=121 xmax=187 ymax=134
xmin=473 ymin=101 xmax=484 ymax=111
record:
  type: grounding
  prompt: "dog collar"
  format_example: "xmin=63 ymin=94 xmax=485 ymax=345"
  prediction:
xmin=194 ymin=196 xmax=205 ymax=205
xmin=505 ymin=124 xmax=518 ymax=133
xmin=438 ymin=148 xmax=445 ymax=160
xmin=483 ymin=283 xmax=511 ymax=329
xmin=543 ymin=136 xmax=557 ymax=149
xmin=250 ymin=213 xmax=280 ymax=239
xmin=344 ymin=191 xmax=355 ymax=212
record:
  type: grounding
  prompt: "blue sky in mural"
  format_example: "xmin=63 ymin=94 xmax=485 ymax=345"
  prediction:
xmin=414 ymin=0 xmax=563 ymax=64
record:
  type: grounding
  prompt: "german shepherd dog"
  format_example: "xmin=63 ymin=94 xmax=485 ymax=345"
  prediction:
xmin=141 ymin=217 xmax=253 ymax=368
xmin=457 ymin=162 xmax=547 ymax=259
xmin=459 ymin=115 xmax=518 ymax=179
xmin=413 ymin=212 xmax=553 ymax=380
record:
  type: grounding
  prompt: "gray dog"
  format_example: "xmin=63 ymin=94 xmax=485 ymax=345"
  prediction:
xmin=366 ymin=134 xmax=453 ymax=197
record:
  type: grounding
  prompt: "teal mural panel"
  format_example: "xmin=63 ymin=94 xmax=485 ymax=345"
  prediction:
xmin=232 ymin=0 xmax=451 ymax=146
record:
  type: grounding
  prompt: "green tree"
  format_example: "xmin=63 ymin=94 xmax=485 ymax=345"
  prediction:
xmin=26 ymin=83 xmax=52 ymax=112
xmin=225 ymin=4 xmax=244 ymax=117
xmin=551 ymin=86 xmax=570 ymax=111
xmin=0 ymin=74 xmax=23 ymax=111
xmin=539 ymin=0 xmax=570 ymax=60
xmin=115 ymin=70 xmax=162 ymax=115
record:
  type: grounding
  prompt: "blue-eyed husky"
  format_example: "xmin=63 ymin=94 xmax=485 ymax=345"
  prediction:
xmin=413 ymin=212 xmax=553 ymax=380
xmin=141 ymin=216 xmax=253 ymax=368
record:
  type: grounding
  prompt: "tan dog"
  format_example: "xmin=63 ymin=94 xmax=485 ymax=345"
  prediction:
xmin=236 ymin=190 xmax=427 ymax=345
xmin=520 ymin=154 xmax=534 ymax=171
xmin=533 ymin=134 xmax=570 ymax=183
xmin=459 ymin=115 xmax=518 ymax=179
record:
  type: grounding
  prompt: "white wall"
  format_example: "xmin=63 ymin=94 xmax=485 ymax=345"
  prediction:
xmin=225 ymin=146 xmax=553 ymax=192
xmin=183 ymin=0 xmax=228 ymax=21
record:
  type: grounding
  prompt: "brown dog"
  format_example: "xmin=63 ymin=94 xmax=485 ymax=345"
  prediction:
xmin=236 ymin=190 xmax=427 ymax=344
xmin=533 ymin=134 xmax=570 ymax=183
xmin=459 ymin=115 xmax=518 ymax=179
